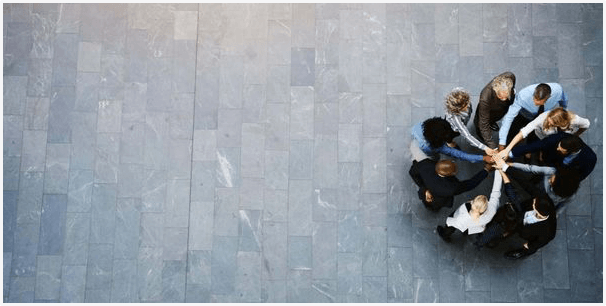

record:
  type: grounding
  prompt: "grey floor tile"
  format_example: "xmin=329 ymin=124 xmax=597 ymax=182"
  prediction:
xmin=162 ymin=260 xmax=186 ymax=302
xmin=60 ymin=265 xmax=86 ymax=303
xmin=138 ymin=247 xmax=163 ymax=302
xmin=8 ymin=276 xmax=35 ymax=302
xmin=38 ymin=194 xmax=67 ymax=255
xmin=86 ymin=244 xmax=113 ymax=290
xmin=211 ymin=236 xmax=238 ymax=295
xmin=569 ymin=249 xmax=597 ymax=302
xmin=3 ymin=191 xmax=18 ymax=253
xmin=34 ymin=255 xmax=62 ymax=300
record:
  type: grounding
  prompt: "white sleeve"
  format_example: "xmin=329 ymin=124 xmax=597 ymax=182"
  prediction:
xmin=481 ymin=171 xmax=503 ymax=222
xmin=571 ymin=114 xmax=591 ymax=130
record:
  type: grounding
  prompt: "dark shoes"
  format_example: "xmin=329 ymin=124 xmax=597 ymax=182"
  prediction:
xmin=437 ymin=226 xmax=452 ymax=242
xmin=504 ymin=248 xmax=530 ymax=260
xmin=489 ymin=122 xmax=499 ymax=131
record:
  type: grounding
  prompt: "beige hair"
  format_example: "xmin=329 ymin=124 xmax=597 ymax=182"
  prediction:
xmin=543 ymin=107 xmax=574 ymax=132
xmin=470 ymin=194 xmax=488 ymax=219
xmin=445 ymin=88 xmax=470 ymax=115
xmin=491 ymin=74 xmax=514 ymax=96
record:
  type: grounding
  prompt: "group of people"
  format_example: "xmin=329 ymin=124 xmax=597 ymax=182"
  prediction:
xmin=409 ymin=72 xmax=597 ymax=260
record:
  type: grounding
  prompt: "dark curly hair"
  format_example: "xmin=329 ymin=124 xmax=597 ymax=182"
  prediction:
xmin=422 ymin=117 xmax=459 ymax=149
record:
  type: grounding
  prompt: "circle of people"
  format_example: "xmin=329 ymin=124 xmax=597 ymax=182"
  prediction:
xmin=408 ymin=72 xmax=597 ymax=260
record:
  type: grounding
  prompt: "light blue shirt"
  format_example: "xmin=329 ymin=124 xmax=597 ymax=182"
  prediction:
xmin=498 ymin=83 xmax=568 ymax=145
xmin=411 ymin=122 xmax=484 ymax=163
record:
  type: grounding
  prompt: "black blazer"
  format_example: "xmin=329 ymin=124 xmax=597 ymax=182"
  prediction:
xmin=504 ymin=183 xmax=557 ymax=252
xmin=511 ymin=131 xmax=597 ymax=181
xmin=409 ymin=159 xmax=488 ymax=209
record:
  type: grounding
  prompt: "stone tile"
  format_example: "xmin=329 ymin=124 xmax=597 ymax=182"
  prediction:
xmin=16 ymin=171 xmax=44 ymax=225
xmin=211 ymin=236 xmax=238 ymax=295
xmin=11 ymin=223 xmax=39 ymax=277
xmin=338 ymin=162 xmax=361 ymax=210
xmin=289 ymin=236 xmax=312 ymax=270
xmin=338 ymin=210 xmax=363 ymax=253
xmin=146 ymin=58 xmax=172 ymax=112
xmin=70 ymin=112 xmax=97 ymax=170
xmin=312 ymin=188 xmax=338 ymax=223
xmin=288 ymin=180 xmax=313 ymax=236
xmin=436 ymin=44 xmax=459 ymax=83
xmin=110 ymin=259 xmax=138 ymax=302
xmin=362 ymin=226 xmax=387 ymax=277
xmin=362 ymin=138 xmax=387 ymax=193
xmin=167 ymin=140 xmax=192 ymax=180
xmin=291 ymin=48 xmax=315 ymax=86
xmin=238 ymin=210 xmax=262 ymax=252
xmin=411 ymin=23 xmax=435 ymax=61
xmin=4 ymin=22 xmax=32 ymax=77
xmin=264 ymin=150 xmax=289 ymax=190
xmin=490 ymin=266 xmax=518 ymax=302
xmin=27 ymin=59 xmax=53 ymax=98
xmin=337 ymin=252 xmax=363 ymax=295
xmin=140 ymin=213 xmax=164 ymax=248
xmin=62 ymin=213 xmax=90 ymax=265
xmin=290 ymin=86 xmax=314 ymax=140
xmin=289 ymin=140 xmax=313 ymax=179
xmin=265 ymin=103 xmax=290 ymax=150
xmin=24 ymin=97 xmax=50 ymax=130
xmin=52 ymin=34 xmax=79 ymax=86
xmin=191 ymin=161 xmax=215 ymax=201
xmin=458 ymin=4 xmax=482 ymax=56
xmin=387 ymin=247 xmax=413 ymax=302
xmin=113 ymin=199 xmax=140 ymax=260
xmin=262 ymin=222 xmax=288 ymax=280
xmin=267 ymin=65 xmax=290 ymax=103
xmin=240 ymin=178 xmax=264 ymax=210
xmin=267 ymin=20 xmax=291 ymax=65
xmin=264 ymin=189 xmax=288 ymax=222
xmin=138 ymin=247 xmax=163 ymax=302
xmin=38 ymin=195 xmax=67 ymax=255
xmin=411 ymin=61 xmax=436 ymax=108
xmin=4 ymin=76 xmax=27 ymax=115
xmin=516 ymin=252 xmax=544 ymax=302
xmin=508 ymin=4 xmax=532 ymax=57
xmin=188 ymin=201 xmax=214 ymax=251
xmin=4 ymin=157 xmax=20 ymax=192
xmin=292 ymin=4 xmax=315 ymax=48
xmin=213 ymin=188 xmax=239 ymax=237
xmin=90 ymin=183 xmax=116 ymax=244
xmin=120 ymin=121 xmax=145 ymax=165
xmin=412 ymin=227 xmax=438 ymax=279
xmin=174 ymin=11 xmax=197 ymax=40
xmin=542 ymin=230 xmax=570 ymax=289
xmin=125 ymin=30 xmax=148 ymax=83
xmin=315 ymin=20 xmax=339 ymax=66
xmin=241 ymin=123 xmax=265 ymax=178
xmin=20 ymin=130 xmax=47 ymax=172
xmin=339 ymin=92 xmax=363 ymax=124
xmin=313 ymin=139 xmax=338 ymax=188
xmin=193 ymin=130 xmax=217 ymax=161
xmin=435 ymin=4 xmax=458 ymax=45
xmin=387 ymin=214 xmax=412 ymax=248
xmin=286 ymin=269 xmax=313 ymax=302
xmin=163 ymin=228 xmax=188 ymax=261
xmin=362 ymin=276 xmax=387 ymax=302
xmin=59 ymin=265 xmax=86 ymax=302
xmin=533 ymin=36 xmax=558 ymax=68
xmin=217 ymin=109 xmax=242 ymax=148
xmin=235 ymin=251 xmax=262 ymax=302
xmin=593 ymin=194 xmax=603 ymax=228
xmin=568 ymin=249 xmax=596 ymax=302
xmin=55 ymin=3 xmax=80 ymax=34
xmin=314 ymin=102 xmax=339 ymax=140
xmin=8 ymin=276 xmax=35 ymax=302
xmin=242 ymin=84 xmax=266 ymax=123
xmin=3 ymin=191 xmax=18 ymax=252
xmin=48 ymin=86 xmax=75 ymax=143
xmin=43 ymin=143 xmax=70 ymax=194
xmin=465 ymin=291 xmax=491 ymax=303
xmin=162 ymin=260 xmax=186 ymax=302
xmin=219 ymin=56 xmax=244 ymax=108
xmin=567 ymin=215 xmax=594 ymax=250
xmin=94 ymin=133 xmax=120 ymax=184
xmin=86 ymin=244 xmax=113 ymax=290
xmin=77 ymin=42 xmax=101 ymax=72
xmin=338 ymin=40 xmax=363 ymax=93
xmin=34 ymin=255 xmax=62 ymax=300
xmin=215 ymin=147 xmax=241 ymax=188
xmin=558 ymin=23 xmax=584 ymax=79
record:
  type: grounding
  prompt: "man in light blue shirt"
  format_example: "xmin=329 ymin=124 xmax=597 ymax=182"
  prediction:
xmin=498 ymin=83 xmax=568 ymax=150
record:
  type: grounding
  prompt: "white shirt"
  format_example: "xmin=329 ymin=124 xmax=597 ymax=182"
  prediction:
xmin=446 ymin=172 xmax=503 ymax=235
xmin=519 ymin=110 xmax=590 ymax=139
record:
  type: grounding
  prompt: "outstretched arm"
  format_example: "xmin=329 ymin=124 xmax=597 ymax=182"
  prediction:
xmin=498 ymin=103 xmax=522 ymax=146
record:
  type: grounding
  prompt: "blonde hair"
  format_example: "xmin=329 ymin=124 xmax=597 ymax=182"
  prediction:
xmin=470 ymin=194 xmax=488 ymax=220
xmin=445 ymin=88 xmax=470 ymax=115
xmin=543 ymin=107 xmax=573 ymax=132
xmin=491 ymin=74 xmax=514 ymax=96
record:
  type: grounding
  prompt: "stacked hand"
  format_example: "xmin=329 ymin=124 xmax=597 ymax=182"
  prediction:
xmin=493 ymin=156 xmax=507 ymax=169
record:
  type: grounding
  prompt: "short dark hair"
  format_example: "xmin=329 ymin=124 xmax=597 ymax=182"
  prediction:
xmin=533 ymin=83 xmax=551 ymax=100
xmin=559 ymin=134 xmax=584 ymax=154
xmin=422 ymin=117 xmax=458 ymax=149
xmin=534 ymin=195 xmax=554 ymax=217
xmin=552 ymin=166 xmax=581 ymax=198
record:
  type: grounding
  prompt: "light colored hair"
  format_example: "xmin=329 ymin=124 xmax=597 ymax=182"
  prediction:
xmin=491 ymin=74 xmax=514 ymax=96
xmin=543 ymin=107 xmax=573 ymax=131
xmin=470 ymin=194 xmax=488 ymax=219
xmin=444 ymin=88 xmax=470 ymax=115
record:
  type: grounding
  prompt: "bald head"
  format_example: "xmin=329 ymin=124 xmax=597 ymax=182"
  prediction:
xmin=435 ymin=160 xmax=457 ymax=177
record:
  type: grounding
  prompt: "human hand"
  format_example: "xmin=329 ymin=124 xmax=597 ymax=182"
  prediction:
xmin=494 ymin=157 xmax=506 ymax=169
xmin=482 ymin=155 xmax=494 ymax=164
xmin=499 ymin=145 xmax=505 ymax=151
xmin=484 ymin=147 xmax=498 ymax=156
xmin=424 ymin=190 xmax=434 ymax=203
xmin=483 ymin=162 xmax=494 ymax=172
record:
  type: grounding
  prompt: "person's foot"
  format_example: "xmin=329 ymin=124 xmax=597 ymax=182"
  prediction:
xmin=437 ymin=226 xmax=451 ymax=242
xmin=490 ymin=122 xmax=499 ymax=131
xmin=504 ymin=249 xmax=529 ymax=260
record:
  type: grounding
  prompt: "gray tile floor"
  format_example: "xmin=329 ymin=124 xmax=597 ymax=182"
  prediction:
xmin=3 ymin=3 xmax=603 ymax=302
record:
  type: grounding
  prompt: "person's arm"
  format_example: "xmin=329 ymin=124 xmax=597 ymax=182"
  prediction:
xmin=498 ymin=169 xmax=524 ymax=213
xmin=508 ymin=162 xmax=556 ymax=176
xmin=477 ymin=90 xmax=498 ymax=148
xmin=454 ymin=168 xmax=489 ymax=195
xmin=526 ymin=224 xmax=556 ymax=252
xmin=510 ymin=132 xmax=564 ymax=158
xmin=451 ymin=114 xmax=489 ymax=151
xmin=438 ymin=145 xmax=485 ymax=163
xmin=498 ymin=103 xmax=522 ymax=146
xmin=481 ymin=171 xmax=503 ymax=222
xmin=559 ymin=90 xmax=568 ymax=109
xmin=572 ymin=114 xmax=590 ymax=136
xmin=497 ymin=131 xmax=524 ymax=161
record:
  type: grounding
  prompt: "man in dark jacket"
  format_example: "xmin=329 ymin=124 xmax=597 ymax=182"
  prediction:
xmin=495 ymin=163 xmax=557 ymax=260
xmin=409 ymin=159 xmax=490 ymax=212
xmin=510 ymin=131 xmax=597 ymax=181
xmin=474 ymin=71 xmax=516 ymax=148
